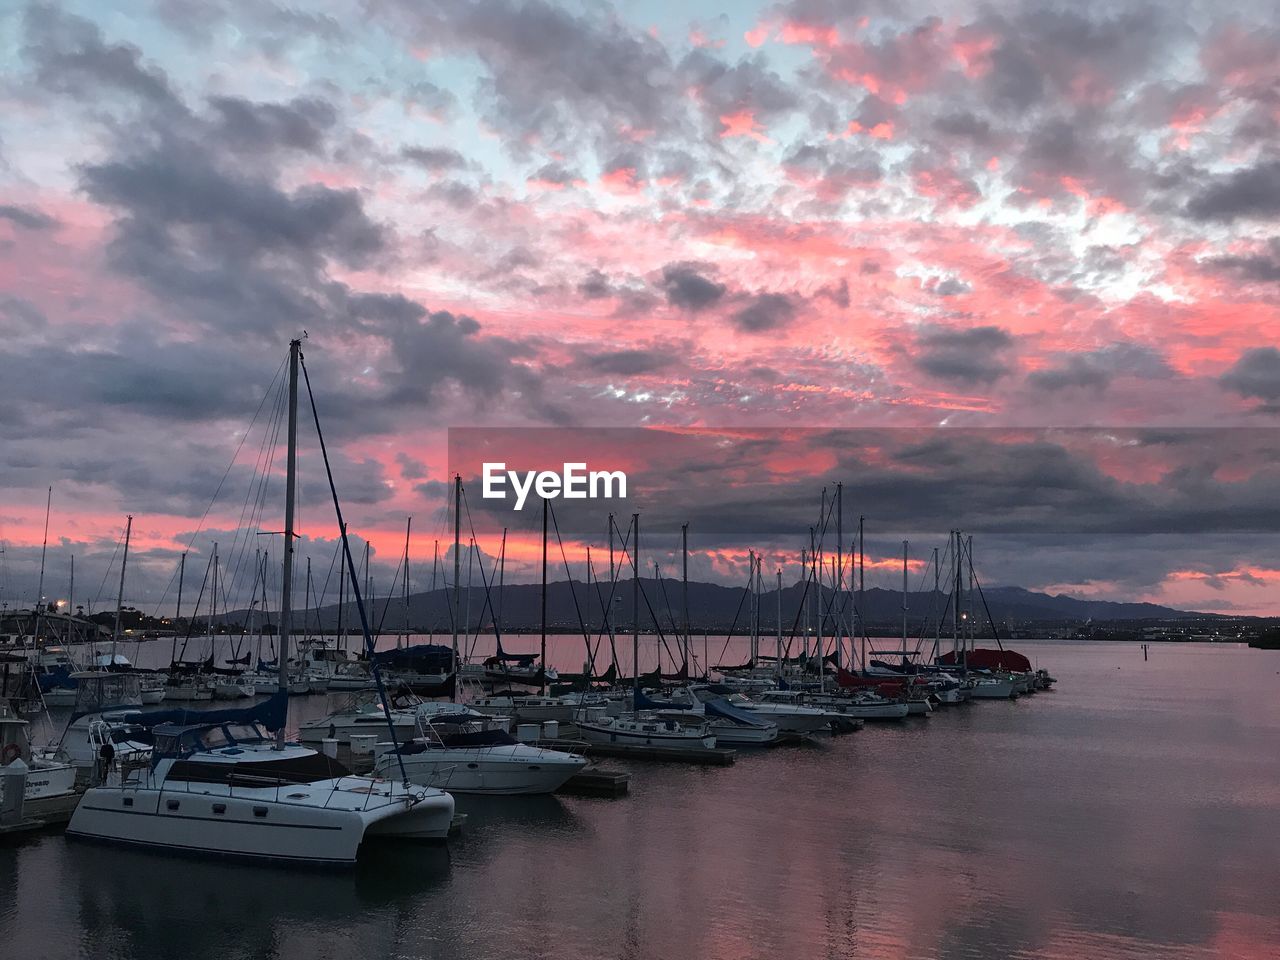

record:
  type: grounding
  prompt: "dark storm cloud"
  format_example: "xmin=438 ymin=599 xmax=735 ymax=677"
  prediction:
xmin=1 ymin=296 xmax=48 ymax=333
xmin=529 ymin=162 xmax=582 ymax=186
xmin=9 ymin=4 xmax=566 ymax=452
xmin=1206 ymin=239 xmax=1280 ymax=282
xmin=577 ymin=269 xmax=613 ymax=300
xmin=372 ymin=0 xmax=676 ymax=155
xmin=1220 ymin=347 xmax=1280 ymax=404
xmin=579 ymin=348 xmax=679 ymax=376
xmin=401 ymin=145 xmax=471 ymax=171
xmin=82 ymin=147 xmax=386 ymax=271
xmin=731 ymin=293 xmax=796 ymax=332
xmin=0 ymin=203 xmax=58 ymax=230
xmin=913 ymin=325 xmax=1014 ymax=384
xmin=1185 ymin=159 xmax=1280 ymax=222
xmin=23 ymin=3 xmax=182 ymax=111
xmin=933 ymin=277 xmax=971 ymax=297
xmin=207 ymin=96 xmax=338 ymax=156
xmin=932 ymin=111 xmax=994 ymax=143
xmin=678 ymin=47 xmax=800 ymax=129
xmin=659 ymin=262 xmax=727 ymax=311
xmin=1028 ymin=343 xmax=1173 ymax=391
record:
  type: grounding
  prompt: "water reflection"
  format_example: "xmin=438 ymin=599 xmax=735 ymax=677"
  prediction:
xmin=5 ymin=642 xmax=1280 ymax=959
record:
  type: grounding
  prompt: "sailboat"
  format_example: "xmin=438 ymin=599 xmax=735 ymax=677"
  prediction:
xmin=574 ymin=514 xmax=718 ymax=752
xmin=66 ymin=339 xmax=455 ymax=864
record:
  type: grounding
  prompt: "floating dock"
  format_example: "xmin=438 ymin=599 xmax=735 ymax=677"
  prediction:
xmin=558 ymin=768 xmax=630 ymax=797
xmin=0 ymin=793 xmax=81 ymax=838
xmin=546 ymin=738 xmax=736 ymax=765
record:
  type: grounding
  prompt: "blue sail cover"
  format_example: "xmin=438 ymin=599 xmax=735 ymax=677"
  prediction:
xmin=113 ymin=690 xmax=289 ymax=732
xmin=370 ymin=643 xmax=454 ymax=672
xmin=634 ymin=687 xmax=687 ymax=711
xmin=704 ymin=697 xmax=772 ymax=728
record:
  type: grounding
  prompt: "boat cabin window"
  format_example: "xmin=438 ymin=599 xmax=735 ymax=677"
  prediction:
xmin=224 ymin=723 xmax=268 ymax=744
xmin=198 ymin=727 xmax=232 ymax=750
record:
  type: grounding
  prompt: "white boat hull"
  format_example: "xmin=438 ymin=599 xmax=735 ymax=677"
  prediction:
xmin=376 ymin=745 xmax=587 ymax=795
xmin=576 ymin=718 xmax=716 ymax=751
xmin=707 ymin=722 xmax=777 ymax=745
xmin=297 ymin=716 xmax=417 ymax=743
xmin=969 ymin=679 xmax=1019 ymax=699
xmin=743 ymin=707 xmax=831 ymax=735
xmin=839 ymin=700 xmax=910 ymax=720
xmin=67 ymin=778 xmax=453 ymax=864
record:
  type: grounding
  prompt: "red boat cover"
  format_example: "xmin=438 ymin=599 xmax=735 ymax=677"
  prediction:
xmin=937 ymin=648 xmax=1032 ymax=672
xmin=836 ymin=667 xmax=905 ymax=693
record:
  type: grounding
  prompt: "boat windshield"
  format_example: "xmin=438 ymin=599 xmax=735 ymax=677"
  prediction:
xmin=224 ymin=723 xmax=269 ymax=744
xmin=198 ymin=727 xmax=232 ymax=749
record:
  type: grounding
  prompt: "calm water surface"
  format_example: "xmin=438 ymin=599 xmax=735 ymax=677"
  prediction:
xmin=4 ymin=640 xmax=1280 ymax=960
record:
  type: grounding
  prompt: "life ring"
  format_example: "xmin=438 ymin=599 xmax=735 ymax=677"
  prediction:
xmin=1 ymin=743 xmax=21 ymax=764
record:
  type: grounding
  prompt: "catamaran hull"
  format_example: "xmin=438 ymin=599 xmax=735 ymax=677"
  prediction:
xmin=363 ymin=791 xmax=455 ymax=839
xmin=66 ymin=787 xmax=414 ymax=865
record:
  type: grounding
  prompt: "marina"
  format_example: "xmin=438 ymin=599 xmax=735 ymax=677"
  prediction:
xmin=4 ymin=640 xmax=1280 ymax=959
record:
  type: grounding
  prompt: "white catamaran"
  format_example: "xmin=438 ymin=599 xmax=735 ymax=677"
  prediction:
xmin=66 ymin=339 xmax=456 ymax=865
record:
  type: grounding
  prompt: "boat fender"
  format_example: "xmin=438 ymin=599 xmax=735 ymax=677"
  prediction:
xmin=1 ymin=743 xmax=21 ymax=764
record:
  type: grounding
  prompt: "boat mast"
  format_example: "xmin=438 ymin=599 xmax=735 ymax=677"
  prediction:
xmin=34 ymin=485 xmax=51 ymax=644
xmin=901 ymin=540 xmax=909 ymax=657
xmin=276 ymin=338 xmax=300 ymax=748
xmin=932 ymin=546 xmax=941 ymax=660
xmin=67 ymin=554 xmax=74 ymax=644
xmin=952 ymin=530 xmax=962 ymax=663
xmin=966 ymin=534 xmax=975 ymax=652
xmin=835 ymin=482 xmax=843 ymax=674
xmin=452 ymin=474 xmax=460 ymax=702
xmin=776 ymin=567 xmax=783 ymax=685
xmin=606 ymin=514 xmax=617 ymax=671
xmin=362 ymin=542 xmax=370 ymax=618
xmin=303 ymin=556 xmax=311 ymax=647
xmin=631 ymin=512 xmax=639 ymax=701
xmin=540 ymin=495 xmax=548 ymax=696
xmin=496 ymin=528 xmax=507 ymax=639
xmin=429 ymin=539 xmax=438 ymax=642
xmin=401 ymin=516 xmax=411 ymax=649
xmin=110 ymin=515 xmax=132 ymax=662
xmin=172 ymin=551 xmax=185 ymax=668
xmin=337 ymin=524 xmax=345 ymax=649
xmin=858 ymin=515 xmax=865 ymax=672
xmin=681 ymin=522 xmax=689 ymax=675
xmin=464 ymin=538 xmax=474 ymax=652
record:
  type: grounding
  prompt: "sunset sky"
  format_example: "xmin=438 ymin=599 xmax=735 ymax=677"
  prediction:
xmin=2 ymin=1 xmax=1279 ymax=615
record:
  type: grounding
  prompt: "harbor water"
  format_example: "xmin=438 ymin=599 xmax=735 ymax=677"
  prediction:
xmin=4 ymin=640 xmax=1280 ymax=959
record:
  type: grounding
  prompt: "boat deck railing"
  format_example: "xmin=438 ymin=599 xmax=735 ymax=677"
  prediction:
xmin=113 ymin=762 xmax=418 ymax=812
